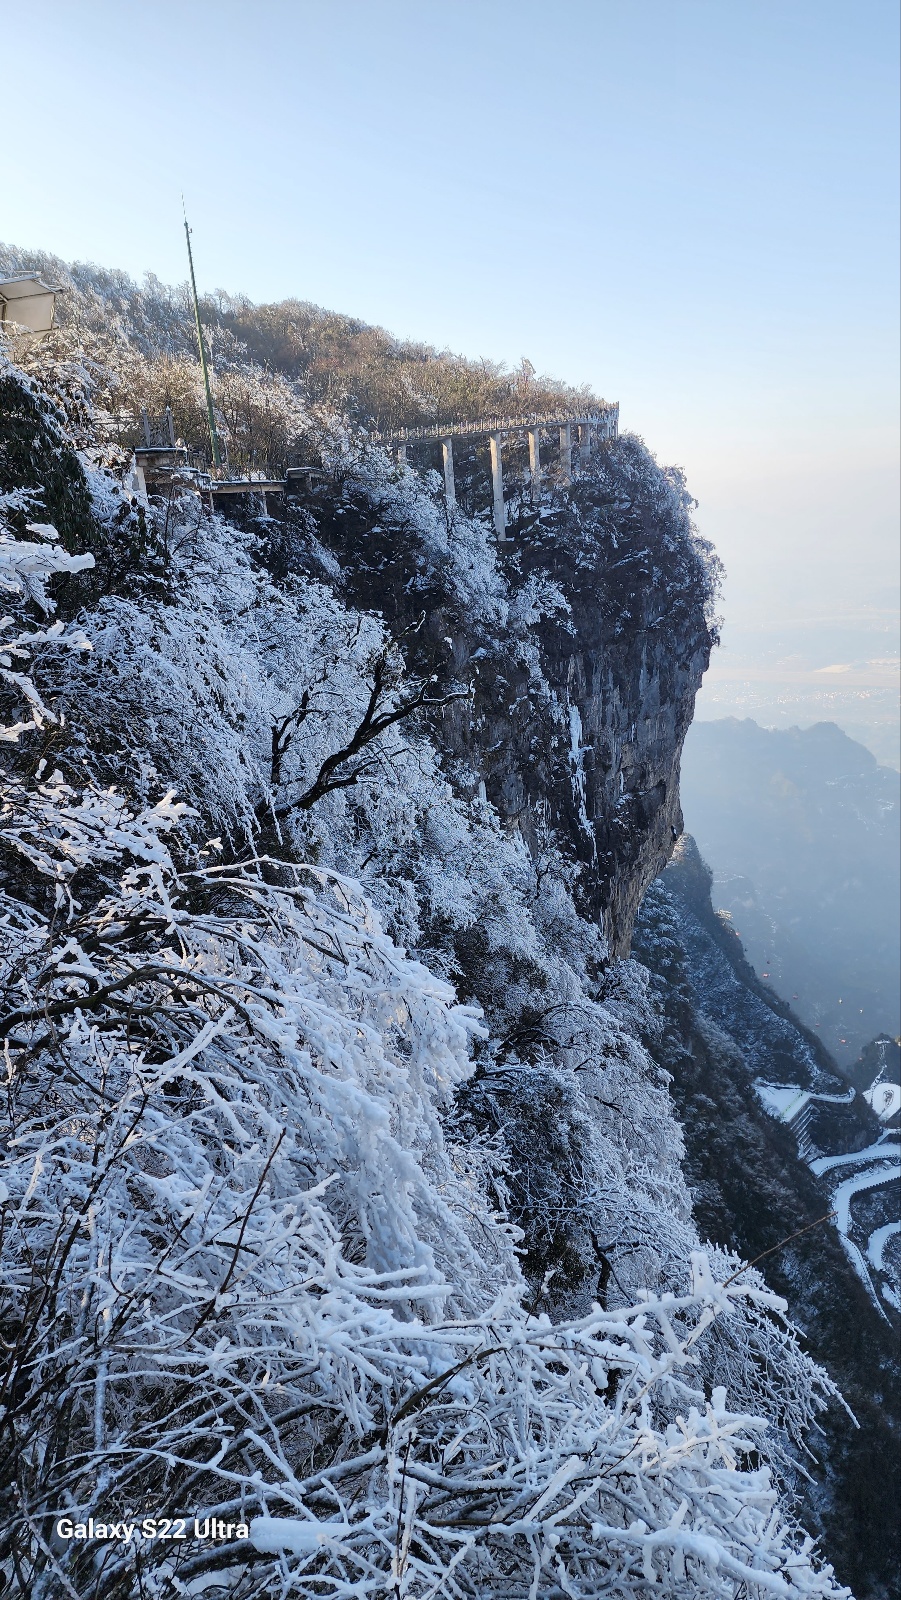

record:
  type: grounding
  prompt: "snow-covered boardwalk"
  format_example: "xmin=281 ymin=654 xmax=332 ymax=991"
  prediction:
xmin=831 ymin=1164 xmax=901 ymax=1235
xmin=134 ymin=404 xmax=620 ymax=538
xmin=868 ymin=1221 xmax=901 ymax=1271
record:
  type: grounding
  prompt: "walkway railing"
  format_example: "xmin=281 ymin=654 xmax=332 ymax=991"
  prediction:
xmin=370 ymin=404 xmax=618 ymax=446
xmin=132 ymin=399 xmax=620 ymax=541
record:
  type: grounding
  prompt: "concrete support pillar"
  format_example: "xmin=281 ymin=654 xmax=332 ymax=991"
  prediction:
xmin=559 ymin=423 xmax=572 ymax=485
xmin=489 ymin=432 xmax=506 ymax=540
xmin=441 ymin=436 xmax=456 ymax=507
xmin=131 ymin=459 xmax=148 ymax=500
xmin=396 ymin=442 xmax=407 ymax=466
xmin=579 ymin=423 xmax=591 ymax=472
xmin=527 ymin=427 xmax=541 ymax=502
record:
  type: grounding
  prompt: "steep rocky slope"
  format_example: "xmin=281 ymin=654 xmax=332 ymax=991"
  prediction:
xmin=0 ymin=296 xmax=868 ymax=1600
xmin=634 ymin=839 xmax=900 ymax=1600
xmin=273 ymin=439 xmax=712 ymax=958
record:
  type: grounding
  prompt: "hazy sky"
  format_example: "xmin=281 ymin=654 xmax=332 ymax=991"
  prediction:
xmin=4 ymin=0 xmax=899 ymax=744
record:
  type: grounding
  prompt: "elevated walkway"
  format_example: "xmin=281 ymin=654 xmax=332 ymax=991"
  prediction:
xmin=372 ymin=404 xmax=619 ymax=539
xmin=130 ymin=401 xmax=619 ymax=537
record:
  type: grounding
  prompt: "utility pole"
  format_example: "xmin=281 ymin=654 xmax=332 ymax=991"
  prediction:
xmin=183 ymin=204 xmax=222 ymax=473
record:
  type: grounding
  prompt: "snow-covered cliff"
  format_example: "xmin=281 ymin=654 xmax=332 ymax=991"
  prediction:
xmin=0 ymin=294 xmax=860 ymax=1600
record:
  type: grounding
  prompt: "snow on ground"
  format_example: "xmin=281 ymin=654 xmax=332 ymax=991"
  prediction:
xmin=755 ymin=1082 xmax=899 ymax=1313
xmin=867 ymin=1220 xmax=901 ymax=1272
xmin=864 ymin=1081 xmax=901 ymax=1122
xmin=756 ymin=1083 xmax=812 ymax=1121
xmin=830 ymin=1165 xmax=901 ymax=1236
xmin=828 ymin=1166 xmax=901 ymax=1314
xmin=754 ymin=1082 xmax=855 ymax=1124
xmin=810 ymin=1136 xmax=901 ymax=1175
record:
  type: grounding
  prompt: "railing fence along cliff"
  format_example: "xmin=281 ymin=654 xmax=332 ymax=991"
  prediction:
xmin=130 ymin=401 xmax=619 ymax=538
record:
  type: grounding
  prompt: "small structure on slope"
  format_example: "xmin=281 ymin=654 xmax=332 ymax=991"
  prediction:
xmin=0 ymin=274 xmax=63 ymax=337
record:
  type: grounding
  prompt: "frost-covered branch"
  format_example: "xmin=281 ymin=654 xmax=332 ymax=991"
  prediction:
xmin=273 ymin=620 xmax=470 ymax=816
xmin=0 ymin=518 xmax=94 ymax=742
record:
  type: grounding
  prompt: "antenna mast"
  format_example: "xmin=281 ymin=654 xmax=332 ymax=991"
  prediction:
xmin=183 ymin=204 xmax=222 ymax=472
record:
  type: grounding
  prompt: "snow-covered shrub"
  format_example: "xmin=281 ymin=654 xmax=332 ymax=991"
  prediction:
xmin=0 ymin=497 xmax=94 ymax=741
xmin=0 ymin=242 xmax=608 ymax=447
xmin=0 ymin=781 xmax=848 ymax=1598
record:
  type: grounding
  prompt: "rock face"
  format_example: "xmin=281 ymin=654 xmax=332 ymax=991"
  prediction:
xmin=519 ymin=526 xmax=711 ymax=955
xmin=284 ymin=436 xmax=717 ymax=958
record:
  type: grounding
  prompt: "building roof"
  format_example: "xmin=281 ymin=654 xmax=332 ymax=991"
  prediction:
xmin=0 ymin=273 xmax=64 ymax=301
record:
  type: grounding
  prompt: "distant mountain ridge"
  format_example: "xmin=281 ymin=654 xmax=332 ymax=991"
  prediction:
xmin=679 ymin=717 xmax=900 ymax=1064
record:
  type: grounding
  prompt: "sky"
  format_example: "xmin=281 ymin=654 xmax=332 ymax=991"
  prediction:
xmin=4 ymin=0 xmax=899 ymax=758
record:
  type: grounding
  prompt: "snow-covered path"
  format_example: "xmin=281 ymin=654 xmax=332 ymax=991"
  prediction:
xmin=826 ymin=1163 xmax=901 ymax=1317
xmin=830 ymin=1164 xmax=901 ymax=1234
xmin=868 ymin=1220 xmax=901 ymax=1272
xmin=754 ymin=1076 xmax=900 ymax=1314
xmin=756 ymin=1083 xmax=856 ymax=1123
xmin=810 ymin=1137 xmax=900 ymax=1176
